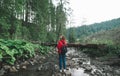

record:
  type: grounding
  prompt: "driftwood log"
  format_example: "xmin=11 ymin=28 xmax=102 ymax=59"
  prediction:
xmin=31 ymin=41 xmax=106 ymax=49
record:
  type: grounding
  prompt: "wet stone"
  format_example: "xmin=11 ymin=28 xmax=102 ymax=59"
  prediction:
xmin=114 ymin=69 xmax=120 ymax=75
xmin=92 ymin=69 xmax=103 ymax=76
xmin=77 ymin=60 xmax=83 ymax=65
xmin=0 ymin=68 xmax=5 ymax=76
xmin=82 ymin=64 xmax=93 ymax=72
xmin=54 ymin=64 xmax=59 ymax=70
xmin=21 ymin=61 xmax=29 ymax=66
xmin=3 ymin=65 xmax=11 ymax=70
xmin=65 ymin=69 xmax=71 ymax=75
xmin=9 ymin=66 xmax=18 ymax=72
xmin=21 ymin=65 xmax=27 ymax=70
xmin=16 ymin=65 xmax=20 ymax=70
xmin=37 ymin=66 xmax=42 ymax=71
xmin=29 ymin=61 xmax=34 ymax=65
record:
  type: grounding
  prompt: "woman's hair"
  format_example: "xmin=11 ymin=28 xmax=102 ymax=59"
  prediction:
xmin=60 ymin=35 xmax=65 ymax=40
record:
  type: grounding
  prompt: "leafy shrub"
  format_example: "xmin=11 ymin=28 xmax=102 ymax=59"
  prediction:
xmin=35 ymin=45 xmax=51 ymax=54
xmin=79 ymin=44 xmax=120 ymax=57
xmin=0 ymin=39 xmax=51 ymax=65
xmin=0 ymin=39 xmax=35 ymax=65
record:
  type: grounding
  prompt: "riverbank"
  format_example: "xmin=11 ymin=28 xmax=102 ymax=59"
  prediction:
xmin=1 ymin=48 xmax=120 ymax=76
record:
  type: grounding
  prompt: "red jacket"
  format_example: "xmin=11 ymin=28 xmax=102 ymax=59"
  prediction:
xmin=57 ymin=39 xmax=67 ymax=54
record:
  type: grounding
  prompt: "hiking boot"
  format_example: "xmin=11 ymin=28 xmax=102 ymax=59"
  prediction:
xmin=60 ymin=70 xmax=62 ymax=72
xmin=63 ymin=69 xmax=66 ymax=72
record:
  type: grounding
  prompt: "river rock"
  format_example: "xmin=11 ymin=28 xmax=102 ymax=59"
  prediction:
xmin=65 ymin=68 xmax=72 ymax=76
xmin=84 ymin=66 xmax=92 ymax=72
xmin=48 ymin=51 xmax=53 ymax=55
xmin=9 ymin=66 xmax=18 ymax=72
xmin=3 ymin=65 xmax=11 ymax=70
xmin=21 ymin=65 xmax=27 ymax=70
xmin=54 ymin=64 xmax=59 ymax=70
xmin=114 ymin=69 xmax=120 ymax=75
xmin=16 ymin=65 xmax=20 ymax=70
xmin=102 ymin=65 xmax=112 ymax=72
xmin=78 ymin=60 xmax=83 ymax=65
xmin=34 ymin=55 xmax=40 ymax=61
xmin=73 ymin=53 xmax=79 ymax=58
xmin=22 ymin=61 xmax=29 ymax=65
xmin=71 ymin=58 xmax=78 ymax=62
xmin=55 ymin=73 xmax=62 ymax=76
xmin=42 ymin=56 xmax=46 ymax=60
xmin=78 ymin=58 xmax=87 ymax=63
xmin=29 ymin=61 xmax=34 ymax=65
xmin=37 ymin=65 xmax=42 ymax=71
xmin=82 ymin=64 xmax=92 ymax=72
xmin=92 ymin=69 xmax=103 ymax=76
xmin=66 ymin=57 xmax=71 ymax=60
xmin=0 ymin=68 xmax=5 ymax=76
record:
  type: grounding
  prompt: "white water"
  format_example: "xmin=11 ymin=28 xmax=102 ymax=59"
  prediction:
xmin=71 ymin=68 xmax=89 ymax=76
xmin=67 ymin=48 xmax=90 ymax=76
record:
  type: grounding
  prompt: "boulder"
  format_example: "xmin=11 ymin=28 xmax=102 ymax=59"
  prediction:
xmin=0 ymin=68 xmax=5 ymax=76
xmin=21 ymin=65 xmax=27 ymax=70
xmin=9 ymin=66 xmax=18 ymax=72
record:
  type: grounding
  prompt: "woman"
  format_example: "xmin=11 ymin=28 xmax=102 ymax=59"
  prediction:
xmin=57 ymin=35 xmax=67 ymax=72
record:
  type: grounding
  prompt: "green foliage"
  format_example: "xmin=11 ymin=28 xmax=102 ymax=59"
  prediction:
xmin=67 ymin=18 xmax=120 ymax=41
xmin=0 ymin=39 xmax=51 ymax=65
xmin=0 ymin=18 xmax=10 ymax=38
xmin=0 ymin=0 xmax=69 ymax=42
xmin=83 ymin=27 xmax=120 ymax=45
xmin=0 ymin=39 xmax=35 ymax=65
xmin=86 ymin=39 xmax=114 ymax=45
xmin=79 ymin=44 xmax=120 ymax=57
xmin=35 ymin=44 xmax=51 ymax=55
xmin=68 ymin=28 xmax=76 ymax=43
xmin=39 ymin=46 xmax=51 ymax=54
xmin=14 ymin=20 xmax=22 ymax=39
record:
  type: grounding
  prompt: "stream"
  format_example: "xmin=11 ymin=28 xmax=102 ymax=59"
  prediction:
xmin=1 ymin=48 xmax=120 ymax=76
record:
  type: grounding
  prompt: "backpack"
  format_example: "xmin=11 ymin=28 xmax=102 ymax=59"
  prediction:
xmin=61 ymin=45 xmax=67 ymax=54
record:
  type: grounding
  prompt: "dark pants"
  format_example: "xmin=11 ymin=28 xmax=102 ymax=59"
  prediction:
xmin=59 ymin=54 xmax=66 ymax=70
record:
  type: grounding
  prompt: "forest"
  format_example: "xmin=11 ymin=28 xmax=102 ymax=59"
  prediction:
xmin=0 ymin=0 xmax=69 ymax=71
xmin=67 ymin=18 xmax=120 ymax=43
xmin=0 ymin=0 xmax=69 ymax=42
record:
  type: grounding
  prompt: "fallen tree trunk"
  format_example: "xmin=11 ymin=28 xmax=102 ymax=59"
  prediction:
xmin=38 ymin=42 xmax=106 ymax=49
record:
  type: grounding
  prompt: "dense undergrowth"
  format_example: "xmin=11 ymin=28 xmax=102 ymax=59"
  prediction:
xmin=79 ymin=26 xmax=120 ymax=58
xmin=0 ymin=39 xmax=51 ymax=65
xmin=80 ymin=44 xmax=120 ymax=58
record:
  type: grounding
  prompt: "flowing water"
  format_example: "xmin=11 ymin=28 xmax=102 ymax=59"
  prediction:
xmin=71 ymin=68 xmax=89 ymax=76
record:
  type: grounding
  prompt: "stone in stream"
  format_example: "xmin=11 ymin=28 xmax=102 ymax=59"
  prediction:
xmin=3 ymin=65 xmax=11 ymax=70
xmin=37 ymin=65 xmax=42 ymax=71
xmin=77 ymin=60 xmax=83 ymax=65
xmin=16 ymin=65 xmax=20 ymax=70
xmin=64 ymin=68 xmax=72 ymax=76
xmin=78 ymin=58 xmax=87 ymax=62
xmin=115 ymin=69 xmax=120 ymax=74
xmin=9 ymin=66 xmax=18 ymax=72
xmin=81 ymin=64 xmax=92 ymax=72
xmin=29 ymin=61 xmax=34 ymax=65
xmin=21 ymin=61 xmax=29 ymax=66
xmin=21 ymin=65 xmax=27 ymax=70
xmin=42 ymin=56 xmax=46 ymax=60
xmin=84 ymin=66 xmax=92 ymax=72
xmin=54 ymin=64 xmax=59 ymax=70
xmin=0 ymin=68 xmax=5 ymax=76
xmin=93 ymin=69 xmax=103 ymax=76
xmin=54 ymin=73 xmax=62 ymax=76
xmin=102 ymin=65 xmax=113 ymax=73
